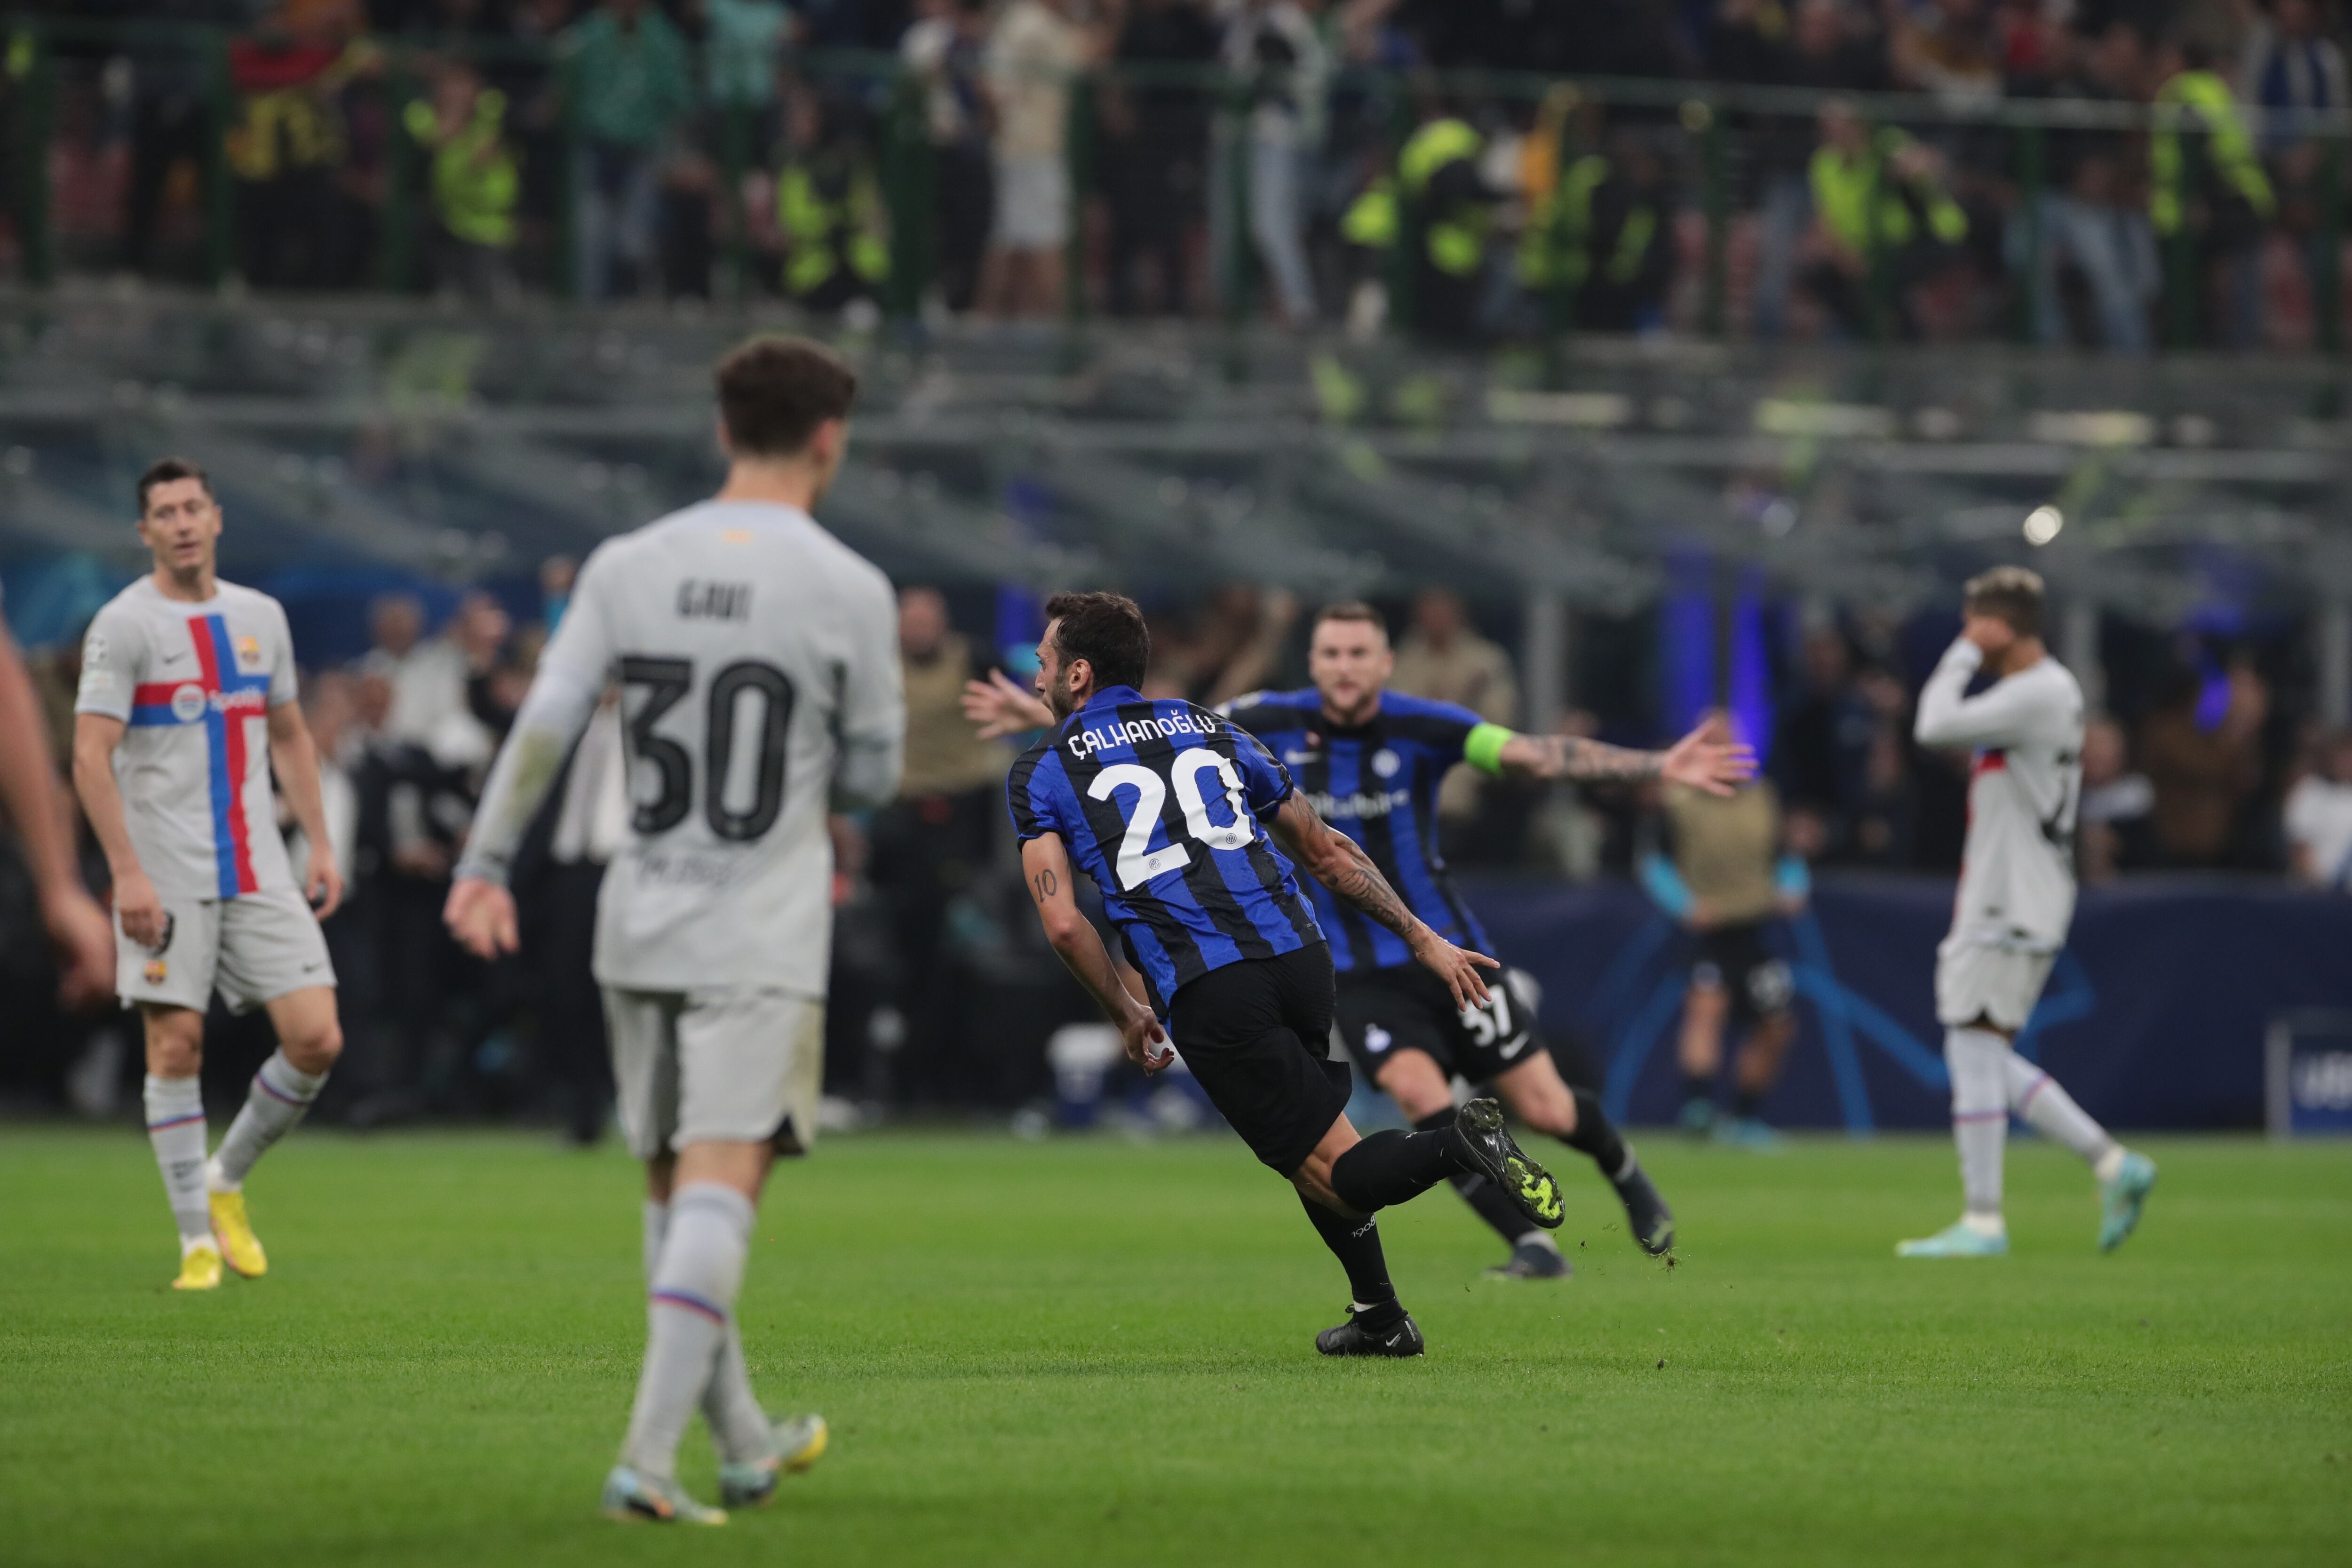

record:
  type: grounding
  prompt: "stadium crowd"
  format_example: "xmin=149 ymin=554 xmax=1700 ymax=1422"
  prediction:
xmin=17 ymin=0 xmax=2350 ymax=344
xmin=2 ymin=562 xmax=2344 ymax=1130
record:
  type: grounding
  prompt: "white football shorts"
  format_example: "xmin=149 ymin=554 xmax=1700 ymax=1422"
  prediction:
xmin=604 ymin=986 xmax=826 ymax=1162
xmin=1934 ymin=937 xmax=2056 ymax=1032
xmin=115 ymin=884 xmax=335 ymax=1014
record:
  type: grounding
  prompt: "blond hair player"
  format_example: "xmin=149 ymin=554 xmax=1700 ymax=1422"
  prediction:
xmin=1899 ymin=566 xmax=2155 ymax=1258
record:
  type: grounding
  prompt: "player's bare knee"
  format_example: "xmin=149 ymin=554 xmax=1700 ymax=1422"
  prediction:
xmin=1376 ymin=1053 xmax=1453 ymax=1122
xmin=142 ymin=1008 xmax=204 ymax=1077
xmin=286 ymin=1019 xmax=342 ymax=1075
xmin=1532 ymin=1095 xmax=1578 ymax=1140
xmin=147 ymin=1037 xmax=202 ymax=1078
xmin=1514 ymin=1083 xmax=1578 ymax=1139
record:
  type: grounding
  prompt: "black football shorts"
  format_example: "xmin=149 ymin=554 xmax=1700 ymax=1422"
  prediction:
xmin=1334 ymin=961 xmax=1542 ymax=1088
xmin=1167 ymin=942 xmax=1348 ymax=1175
xmin=1692 ymin=920 xmax=1796 ymax=1027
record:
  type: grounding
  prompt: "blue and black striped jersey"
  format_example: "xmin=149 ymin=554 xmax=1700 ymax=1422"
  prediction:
xmin=1007 ymin=685 xmax=1325 ymax=1012
xmin=1220 ymin=688 xmax=1493 ymax=973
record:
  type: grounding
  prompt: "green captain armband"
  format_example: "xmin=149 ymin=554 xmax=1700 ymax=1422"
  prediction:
xmin=1464 ymin=722 xmax=1515 ymax=776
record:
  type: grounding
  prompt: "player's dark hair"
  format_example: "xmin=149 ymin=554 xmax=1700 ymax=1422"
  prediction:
xmin=713 ymin=334 xmax=858 ymax=457
xmin=1313 ymin=600 xmax=1389 ymax=637
xmin=1964 ymin=565 xmax=2045 ymax=638
xmin=1045 ymin=591 xmax=1150 ymax=692
xmin=136 ymin=456 xmax=211 ymax=515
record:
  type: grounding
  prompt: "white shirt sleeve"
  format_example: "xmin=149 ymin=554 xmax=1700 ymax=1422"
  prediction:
xmin=453 ymin=548 xmax=620 ymax=884
xmin=1914 ymin=638 xmax=2056 ymax=750
xmin=830 ymin=567 xmax=906 ymax=811
xmin=73 ymin=602 xmax=137 ymax=722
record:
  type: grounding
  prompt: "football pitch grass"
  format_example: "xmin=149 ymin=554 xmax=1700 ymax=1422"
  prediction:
xmin=3 ymin=1127 xmax=2346 ymax=1568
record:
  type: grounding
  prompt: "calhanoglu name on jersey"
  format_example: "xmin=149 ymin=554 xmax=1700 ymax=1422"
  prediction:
xmin=1066 ymin=709 xmax=1226 ymax=760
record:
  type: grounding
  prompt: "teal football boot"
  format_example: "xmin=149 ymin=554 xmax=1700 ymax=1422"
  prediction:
xmin=2098 ymin=1151 xmax=2157 ymax=1252
xmin=1896 ymin=1220 xmax=2010 ymax=1258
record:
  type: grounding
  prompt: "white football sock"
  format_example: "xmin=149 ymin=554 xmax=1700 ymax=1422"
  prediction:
xmin=620 ymin=1182 xmax=753 ymax=1479
xmin=642 ymin=1194 xmax=770 ymax=1465
xmin=2001 ymin=1052 xmax=2118 ymax=1170
xmin=642 ymin=1197 xmax=668 ymax=1284
xmin=705 ymin=1316 xmax=773 ymax=1465
xmin=143 ymin=1075 xmax=212 ymax=1249
xmin=209 ymin=1051 xmax=327 ymax=1191
xmin=1945 ymin=1028 xmax=2009 ymax=1221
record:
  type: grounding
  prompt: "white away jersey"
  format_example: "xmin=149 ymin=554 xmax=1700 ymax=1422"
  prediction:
xmin=543 ymin=501 xmax=903 ymax=994
xmin=74 ymin=578 xmax=299 ymax=900
xmin=1914 ymin=638 xmax=2084 ymax=952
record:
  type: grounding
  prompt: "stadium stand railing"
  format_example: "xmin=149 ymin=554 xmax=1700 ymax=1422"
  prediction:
xmin=4 ymin=15 xmax=2349 ymax=353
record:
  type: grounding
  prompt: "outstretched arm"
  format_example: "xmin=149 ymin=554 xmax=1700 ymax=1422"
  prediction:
xmin=1022 ymin=832 xmax=1173 ymax=1071
xmin=1491 ymin=716 xmax=1756 ymax=795
xmin=963 ymin=668 xmax=1055 ymax=740
xmin=1267 ymin=790 xmax=1497 ymax=1007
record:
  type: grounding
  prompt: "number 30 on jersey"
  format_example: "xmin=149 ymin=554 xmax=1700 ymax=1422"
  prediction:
xmin=620 ymin=655 xmax=795 ymax=842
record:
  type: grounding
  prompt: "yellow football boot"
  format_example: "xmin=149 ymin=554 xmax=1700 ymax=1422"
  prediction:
xmin=208 ymin=1189 xmax=267 ymax=1278
xmin=718 ymin=1415 xmax=828 ymax=1508
xmin=172 ymin=1242 xmax=223 ymax=1291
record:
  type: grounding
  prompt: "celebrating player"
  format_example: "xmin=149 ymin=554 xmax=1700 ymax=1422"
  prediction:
xmin=1899 ymin=566 xmax=2156 ymax=1258
xmin=72 ymin=459 xmax=346 ymax=1291
xmin=1218 ymin=605 xmax=1755 ymax=1274
xmin=972 ymin=600 xmax=1755 ymax=1278
xmin=447 ymin=336 xmax=904 ymax=1524
xmin=1010 ymin=591 xmax=1570 ymax=1360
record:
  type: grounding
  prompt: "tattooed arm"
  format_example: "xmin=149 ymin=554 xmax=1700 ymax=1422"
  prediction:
xmin=1020 ymin=832 xmax=1174 ymax=1071
xmin=1492 ymin=714 xmax=1757 ymax=796
xmin=1268 ymin=791 xmax=1498 ymax=1008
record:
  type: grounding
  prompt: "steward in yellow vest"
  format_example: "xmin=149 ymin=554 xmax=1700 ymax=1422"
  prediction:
xmin=775 ymin=94 xmax=890 ymax=313
xmin=405 ymin=74 xmax=519 ymax=250
xmin=1799 ymin=100 xmax=1968 ymax=339
xmin=1519 ymin=131 xmax=1673 ymax=333
xmin=2149 ymin=60 xmax=2274 ymax=237
xmin=1341 ymin=111 xmax=1498 ymax=339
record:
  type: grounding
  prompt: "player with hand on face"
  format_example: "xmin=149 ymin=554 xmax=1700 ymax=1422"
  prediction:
xmin=974 ymin=601 xmax=1753 ymax=1279
xmin=1009 ymin=592 xmax=1565 ymax=1358
xmin=1899 ymin=566 xmax=2156 ymax=1258
xmin=448 ymin=335 xmax=904 ymax=1523
xmin=72 ymin=459 xmax=346 ymax=1291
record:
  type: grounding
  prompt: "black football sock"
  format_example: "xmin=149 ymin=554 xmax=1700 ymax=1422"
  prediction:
xmin=1732 ymin=1084 xmax=1764 ymax=1119
xmin=1682 ymin=1072 xmax=1715 ymax=1110
xmin=1328 ymin=1126 xmax=1471 ymax=1213
xmin=1565 ymin=1088 xmax=1633 ymax=1180
xmin=1416 ymin=1109 xmax=1538 ymax=1246
xmin=1297 ymin=1192 xmax=1402 ymax=1325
